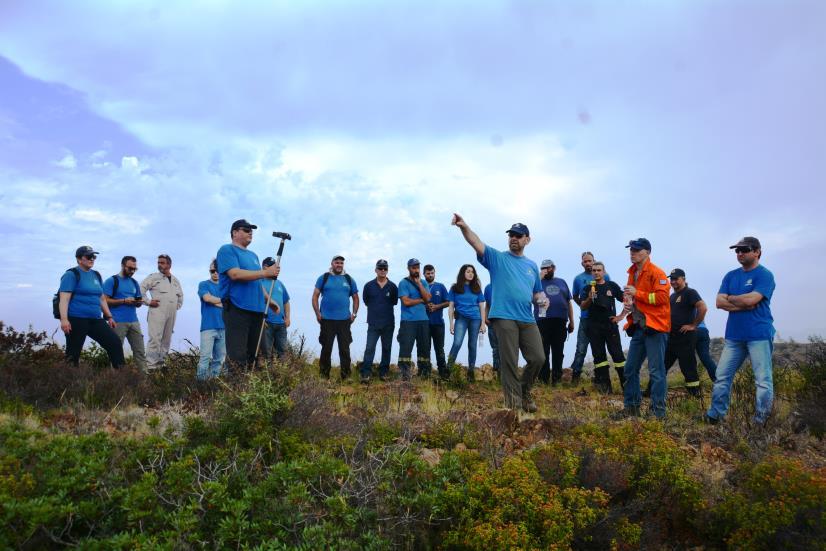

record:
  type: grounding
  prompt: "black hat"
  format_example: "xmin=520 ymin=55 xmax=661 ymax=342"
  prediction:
xmin=262 ymin=256 xmax=276 ymax=268
xmin=506 ymin=223 xmax=530 ymax=236
xmin=625 ymin=238 xmax=652 ymax=251
xmin=331 ymin=255 xmax=345 ymax=262
xmin=75 ymin=245 xmax=99 ymax=258
xmin=669 ymin=268 xmax=686 ymax=279
xmin=231 ymin=219 xmax=257 ymax=231
xmin=407 ymin=258 xmax=421 ymax=267
xmin=375 ymin=259 xmax=389 ymax=269
xmin=730 ymin=236 xmax=761 ymax=250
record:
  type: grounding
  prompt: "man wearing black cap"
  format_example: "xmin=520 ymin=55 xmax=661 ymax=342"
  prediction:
xmin=535 ymin=259 xmax=574 ymax=385
xmin=216 ymin=219 xmax=280 ymax=371
xmin=665 ymin=269 xmax=706 ymax=395
xmin=616 ymin=238 xmax=671 ymax=419
xmin=140 ymin=253 xmax=184 ymax=370
xmin=706 ymin=237 xmax=776 ymax=426
xmin=312 ymin=255 xmax=359 ymax=380
xmin=359 ymin=259 xmax=398 ymax=382
xmin=397 ymin=259 xmax=432 ymax=380
xmin=260 ymin=256 xmax=290 ymax=360
xmin=451 ymin=214 xmax=546 ymax=413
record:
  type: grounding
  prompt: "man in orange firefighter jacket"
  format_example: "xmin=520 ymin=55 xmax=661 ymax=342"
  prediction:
xmin=614 ymin=238 xmax=671 ymax=419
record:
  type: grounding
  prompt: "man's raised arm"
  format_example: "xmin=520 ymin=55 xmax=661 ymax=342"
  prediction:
xmin=451 ymin=213 xmax=485 ymax=257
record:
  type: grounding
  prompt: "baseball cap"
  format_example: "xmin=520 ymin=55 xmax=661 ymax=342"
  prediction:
xmin=75 ymin=245 xmax=99 ymax=257
xmin=407 ymin=258 xmax=421 ymax=267
xmin=231 ymin=219 xmax=257 ymax=231
xmin=669 ymin=268 xmax=686 ymax=279
xmin=331 ymin=255 xmax=345 ymax=262
xmin=729 ymin=236 xmax=761 ymax=250
xmin=262 ymin=257 xmax=276 ymax=268
xmin=625 ymin=238 xmax=652 ymax=251
xmin=540 ymin=259 xmax=555 ymax=268
xmin=506 ymin=223 xmax=530 ymax=236
xmin=375 ymin=259 xmax=389 ymax=269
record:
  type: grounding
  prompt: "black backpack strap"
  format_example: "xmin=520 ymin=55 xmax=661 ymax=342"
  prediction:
xmin=111 ymin=274 xmax=120 ymax=297
xmin=321 ymin=272 xmax=331 ymax=294
xmin=344 ymin=273 xmax=353 ymax=294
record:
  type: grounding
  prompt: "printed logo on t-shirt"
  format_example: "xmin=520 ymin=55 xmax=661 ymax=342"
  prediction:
xmin=606 ymin=289 xmax=613 ymax=297
xmin=544 ymin=284 xmax=560 ymax=296
xmin=342 ymin=281 xmax=349 ymax=287
xmin=676 ymin=296 xmax=682 ymax=303
xmin=745 ymin=279 xmax=753 ymax=287
xmin=659 ymin=279 xmax=667 ymax=285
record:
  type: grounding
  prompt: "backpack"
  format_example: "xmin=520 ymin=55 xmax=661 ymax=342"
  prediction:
xmin=52 ymin=267 xmax=103 ymax=319
xmin=109 ymin=274 xmax=140 ymax=299
xmin=320 ymin=272 xmax=353 ymax=294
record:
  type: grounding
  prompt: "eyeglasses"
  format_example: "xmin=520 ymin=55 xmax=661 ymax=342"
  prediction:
xmin=376 ymin=267 xmax=388 ymax=271
xmin=125 ymin=266 xmax=137 ymax=272
xmin=209 ymin=269 xmax=217 ymax=274
xmin=239 ymin=227 xmax=253 ymax=234
xmin=734 ymin=247 xmax=753 ymax=254
xmin=83 ymin=254 xmax=97 ymax=260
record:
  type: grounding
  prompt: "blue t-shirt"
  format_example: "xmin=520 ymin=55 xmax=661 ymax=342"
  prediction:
xmin=217 ymin=244 xmax=264 ymax=312
xmin=59 ymin=268 xmax=103 ymax=319
xmin=572 ymin=271 xmax=611 ymax=319
xmin=261 ymin=279 xmax=290 ymax=325
xmin=535 ymin=277 xmax=572 ymax=320
xmin=719 ymin=264 xmax=775 ymax=341
xmin=315 ymin=273 xmax=359 ymax=320
xmin=399 ymin=277 xmax=431 ymax=322
xmin=428 ymin=282 xmax=449 ymax=325
xmin=362 ymin=279 xmax=398 ymax=327
xmin=103 ymin=275 xmax=142 ymax=323
xmin=448 ymin=284 xmax=485 ymax=320
xmin=198 ymin=280 xmax=225 ymax=331
xmin=477 ymin=245 xmax=542 ymax=323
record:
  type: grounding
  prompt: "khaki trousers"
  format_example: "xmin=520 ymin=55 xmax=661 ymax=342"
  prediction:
xmin=492 ymin=319 xmax=546 ymax=409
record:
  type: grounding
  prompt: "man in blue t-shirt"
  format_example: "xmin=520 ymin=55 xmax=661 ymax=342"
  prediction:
xmin=197 ymin=259 xmax=226 ymax=380
xmin=535 ymin=259 xmax=575 ymax=386
xmin=312 ymin=255 xmax=360 ymax=380
xmin=216 ymin=219 xmax=280 ymax=371
xmin=103 ymin=255 xmax=147 ymax=371
xmin=706 ymin=237 xmax=776 ymax=426
xmin=566 ymin=251 xmax=611 ymax=384
xmin=424 ymin=264 xmax=450 ymax=379
xmin=484 ymin=283 xmax=500 ymax=373
xmin=261 ymin=257 xmax=291 ymax=361
xmin=452 ymin=214 xmax=546 ymax=413
xmin=360 ymin=259 xmax=398 ymax=382
xmin=397 ymin=259 xmax=433 ymax=380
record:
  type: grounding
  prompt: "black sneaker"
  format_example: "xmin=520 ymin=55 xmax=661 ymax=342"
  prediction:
xmin=360 ymin=376 xmax=370 ymax=385
xmin=571 ymin=374 xmax=581 ymax=385
xmin=703 ymin=414 xmax=719 ymax=425
xmin=379 ymin=374 xmax=389 ymax=382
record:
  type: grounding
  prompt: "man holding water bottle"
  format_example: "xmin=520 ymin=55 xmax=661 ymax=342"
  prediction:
xmin=535 ymin=259 xmax=574 ymax=386
xmin=452 ymin=214 xmax=547 ymax=413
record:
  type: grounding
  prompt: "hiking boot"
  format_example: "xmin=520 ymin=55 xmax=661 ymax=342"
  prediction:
xmin=379 ymin=374 xmax=389 ymax=382
xmin=522 ymin=389 xmax=538 ymax=413
xmin=609 ymin=407 xmax=641 ymax=420
xmin=466 ymin=368 xmax=475 ymax=382
xmin=360 ymin=376 xmax=370 ymax=385
xmin=571 ymin=373 xmax=581 ymax=385
xmin=703 ymin=414 xmax=720 ymax=425
xmin=561 ymin=367 xmax=573 ymax=383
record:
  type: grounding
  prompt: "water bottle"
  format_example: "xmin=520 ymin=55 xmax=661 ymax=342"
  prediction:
xmin=478 ymin=331 xmax=484 ymax=348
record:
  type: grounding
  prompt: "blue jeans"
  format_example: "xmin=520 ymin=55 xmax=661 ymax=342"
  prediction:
xmin=695 ymin=327 xmax=717 ymax=381
xmin=448 ymin=314 xmax=482 ymax=370
xmin=361 ymin=323 xmax=395 ymax=377
xmin=197 ymin=329 xmax=226 ymax=380
xmin=707 ymin=339 xmax=774 ymax=423
xmin=623 ymin=329 xmax=668 ymax=418
xmin=488 ymin=323 xmax=500 ymax=371
xmin=262 ymin=322 xmax=288 ymax=359
xmin=569 ymin=317 xmax=590 ymax=375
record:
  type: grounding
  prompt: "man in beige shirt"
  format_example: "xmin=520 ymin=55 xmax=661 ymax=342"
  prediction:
xmin=140 ymin=254 xmax=184 ymax=369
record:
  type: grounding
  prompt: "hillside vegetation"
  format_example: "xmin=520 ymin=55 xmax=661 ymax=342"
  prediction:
xmin=1 ymin=322 xmax=825 ymax=550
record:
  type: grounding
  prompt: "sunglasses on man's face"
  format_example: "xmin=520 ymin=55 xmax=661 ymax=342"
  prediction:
xmin=126 ymin=266 xmax=137 ymax=272
xmin=83 ymin=254 xmax=97 ymax=260
xmin=734 ymin=247 xmax=753 ymax=254
xmin=508 ymin=232 xmax=525 ymax=239
xmin=209 ymin=269 xmax=218 ymax=274
xmin=239 ymin=227 xmax=253 ymax=234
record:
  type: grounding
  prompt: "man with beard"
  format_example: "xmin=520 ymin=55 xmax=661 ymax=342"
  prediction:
xmin=424 ymin=264 xmax=450 ymax=379
xmin=360 ymin=259 xmax=398 ymax=383
xmin=397 ymin=259 xmax=432 ymax=380
xmin=535 ymin=259 xmax=574 ymax=385
xmin=452 ymin=214 xmax=546 ymax=413
xmin=141 ymin=254 xmax=184 ymax=370
xmin=312 ymin=255 xmax=359 ymax=380
xmin=564 ymin=251 xmax=611 ymax=384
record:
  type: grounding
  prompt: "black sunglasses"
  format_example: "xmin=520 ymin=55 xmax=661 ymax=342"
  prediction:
xmin=508 ymin=232 xmax=526 ymax=238
xmin=83 ymin=254 xmax=97 ymax=260
xmin=209 ymin=269 xmax=218 ymax=274
xmin=126 ymin=266 xmax=137 ymax=271
xmin=734 ymin=247 xmax=753 ymax=254
xmin=239 ymin=227 xmax=253 ymax=233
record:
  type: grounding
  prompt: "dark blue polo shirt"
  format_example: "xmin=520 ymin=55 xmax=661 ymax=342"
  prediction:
xmin=362 ymin=278 xmax=398 ymax=327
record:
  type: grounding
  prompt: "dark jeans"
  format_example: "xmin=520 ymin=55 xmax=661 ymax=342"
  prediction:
xmin=223 ymin=302 xmax=265 ymax=372
xmin=262 ymin=322 xmax=288 ymax=360
xmin=665 ymin=331 xmax=700 ymax=390
xmin=361 ymin=322 xmax=394 ymax=378
xmin=537 ymin=317 xmax=567 ymax=383
xmin=488 ymin=323 xmax=500 ymax=371
xmin=65 ymin=317 xmax=125 ymax=367
xmin=569 ymin=317 xmax=590 ymax=376
xmin=429 ymin=323 xmax=447 ymax=375
xmin=587 ymin=320 xmax=626 ymax=390
xmin=319 ymin=319 xmax=352 ymax=378
xmin=397 ymin=320 xmax=431 ymax=378
xmin=695 ymin=327 xmax=717 ymax=381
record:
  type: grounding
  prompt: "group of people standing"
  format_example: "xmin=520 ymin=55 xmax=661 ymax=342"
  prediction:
xmin=58 ymin=215 xmax=776 ymax=425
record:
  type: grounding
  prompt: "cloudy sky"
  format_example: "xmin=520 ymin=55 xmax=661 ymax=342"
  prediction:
xmin=1 ymin=1 xmax=824 ymax=367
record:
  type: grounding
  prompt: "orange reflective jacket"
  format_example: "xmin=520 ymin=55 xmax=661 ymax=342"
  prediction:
xmin=624 ymin=258 xmax=671 ymax=333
